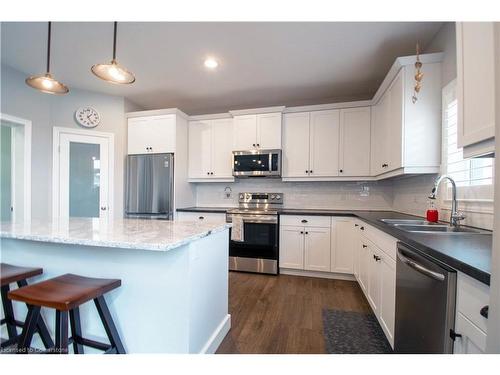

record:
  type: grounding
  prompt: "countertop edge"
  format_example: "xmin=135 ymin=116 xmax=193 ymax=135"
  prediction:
xmin=0 ymin=223 xmax=232 ymax=253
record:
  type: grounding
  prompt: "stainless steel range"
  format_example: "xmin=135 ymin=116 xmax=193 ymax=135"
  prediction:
xmin=226 ymin=192 xmax=283 ymax=275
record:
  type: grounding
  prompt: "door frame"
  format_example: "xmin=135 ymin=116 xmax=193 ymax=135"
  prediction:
xmin=52 ymin=126 xmax=114 ymax=219
xmin=0 ymin=113 xmax=32 ymax=222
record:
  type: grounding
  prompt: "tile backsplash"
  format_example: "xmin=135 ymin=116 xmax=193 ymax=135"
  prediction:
xmin=195 ymin=179 xmax=393 ymax=210
xmin=193 ymin=175 xmax=493 ymax=230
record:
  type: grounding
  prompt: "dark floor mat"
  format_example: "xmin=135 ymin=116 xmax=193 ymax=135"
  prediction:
xmin=322 ymin=309 xmax=393 ymax=354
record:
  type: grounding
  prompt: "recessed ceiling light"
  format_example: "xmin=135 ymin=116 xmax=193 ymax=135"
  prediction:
xmin=204 ymin=58 xmax=218 ymax=69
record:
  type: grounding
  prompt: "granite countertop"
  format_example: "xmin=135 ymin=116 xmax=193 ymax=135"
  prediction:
xmin=0 ymin=218 xmax=231 ymax=252
xmin=177 ymin=207 xmax=492 ymax=285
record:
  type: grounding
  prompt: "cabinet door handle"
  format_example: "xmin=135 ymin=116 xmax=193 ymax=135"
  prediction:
xmin=256 ymin=143 xmax=260 ymax=147
xmin=450 ymin=329 xmax=462 ymax=341
xmin=253 ymin=143 xmax=256 ymax=147
xmin=100 ymin=206 xmax=107 ymax=211
xmin=300 ymin=231 xmax=304 ymax=234
xmin=301 ymin=219 xmax=308 ymax=223
xmin=354 ymin=224 xmax=359 ymax=227
xmin=305 ymin=231 xmax=309 ymax=235
xmin=198 ymin=216 xmax=204 ymax=220
xmin=310 ymin=170 xmax=313 ymax=174
xmin=360 ymin=226 xmax=364 ymax=230
xmin=382 ymin=163 xmax=388 ymax=168
xmin=373 ymin=255 xmax=381 ymax=262
xmin=362 ymin=244 xmax=367 ymax=248
xmin=480 ymin=305 xmax=489 ymax=319
xmin=210 ymin=172 xmax=214 ymax=175
xmin=207 ymin=172 xmax=210 ymax=175
xmin=339 ymin=169 xmax=343 ymax=173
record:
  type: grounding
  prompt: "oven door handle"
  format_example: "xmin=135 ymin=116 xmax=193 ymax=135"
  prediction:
xmin=229 ymin=215 xmax=277 ymax=224
xmin=397 ymin=250 xmax=445 ymax=282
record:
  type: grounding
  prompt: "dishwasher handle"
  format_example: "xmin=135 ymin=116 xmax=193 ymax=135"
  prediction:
xmin=397 ymin=249 xmax=446 ymax=282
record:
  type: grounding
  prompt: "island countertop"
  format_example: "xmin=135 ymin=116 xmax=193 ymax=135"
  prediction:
xmin=0 ymin=218 xmax=231 ymax=252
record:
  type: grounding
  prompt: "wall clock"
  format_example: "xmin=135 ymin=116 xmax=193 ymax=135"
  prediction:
xmin=75 ymin=107 xmax=101 ymax=128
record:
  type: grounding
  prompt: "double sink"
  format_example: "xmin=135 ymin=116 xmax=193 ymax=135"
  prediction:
xmin=379 ymin=219 xmax=489 ymax=235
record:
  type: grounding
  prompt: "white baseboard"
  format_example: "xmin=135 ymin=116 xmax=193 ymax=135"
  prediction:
xmin=280 ymin=268 xmax=356 ymax=281
xmin=199 ymin=314 xmax=231 ymax=354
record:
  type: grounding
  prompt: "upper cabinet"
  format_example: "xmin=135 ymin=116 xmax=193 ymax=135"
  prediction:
xmin=339 ymin=107 xmax=371 ymax=176
xmin=232 ymin=112 xmax=282 ymax=151
xmin=283 ymin=107 xmax=370 ymax=180
xmin=283 ymin=110 xmax=340 ymax=179
xmin=370 ymin=57 xmax=442 ymax=178
xmin=128 ymin=115 xmax=177 ymax=154
xmin=188 ymin=118 xmax=234 ymax=181
xmin=456 ymin=22 xmax=496 ymax=158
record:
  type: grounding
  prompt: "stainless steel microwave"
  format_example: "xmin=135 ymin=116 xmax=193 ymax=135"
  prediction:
xmin=232 ymin=149 xmax=281 ymax=177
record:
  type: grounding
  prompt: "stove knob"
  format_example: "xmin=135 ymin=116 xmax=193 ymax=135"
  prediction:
xmin=271 ymin=194 xmax=276 ymax=200
xmin=239 ymin=194 xmax=244 ymax=199
xmin=275 ymin=195 xmax=281 ymax=200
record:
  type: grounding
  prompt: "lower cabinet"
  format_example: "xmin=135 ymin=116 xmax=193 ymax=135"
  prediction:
xmin=279 ymin=224 xmax=331 ymax=271
xmin=331 ymin=218 xmax=355 ymax=274
xmin=176 ymin=211 xmax=226 ymax=223
xmin=357 ymin=228 xmax=396 ymax=348
xmin=453 ymin=272 xmax=490 ymax=353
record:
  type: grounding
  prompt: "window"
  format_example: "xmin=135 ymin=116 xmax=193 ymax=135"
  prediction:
xmin=442 ymin=80 xmax=494 ymax=200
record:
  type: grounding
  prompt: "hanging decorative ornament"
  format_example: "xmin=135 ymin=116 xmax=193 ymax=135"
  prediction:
xmin=412 ymin=42 xmax=423 ymax=104
xmin=91 ymin=22 xmax=135 ymax=84
xmin=25 ymin=22 xmax=69 ymax=95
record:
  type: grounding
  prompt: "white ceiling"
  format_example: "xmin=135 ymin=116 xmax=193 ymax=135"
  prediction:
xmin=1 ymin=22 xmax=443 ymax=115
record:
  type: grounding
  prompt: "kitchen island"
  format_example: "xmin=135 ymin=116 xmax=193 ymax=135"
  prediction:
xmin=0 ymin=218 xmax=231 ymax=353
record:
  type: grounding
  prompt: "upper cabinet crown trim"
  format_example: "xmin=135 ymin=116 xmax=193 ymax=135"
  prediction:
xmin=188 ymin=112 xmax=233 ymax=121
xmin=229 ymin=106 xmax=286 ymax=116
xmin=126 ymin=108 xmax=189 ymax=120
xmin=371 ymin=52 xmax=444 ymax=105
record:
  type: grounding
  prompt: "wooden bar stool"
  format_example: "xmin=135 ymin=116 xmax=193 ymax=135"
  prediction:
xmin=8 ymin=273 xmax=125 ymax=354
xmin=1 ymin=263 xmax=54 ymax=350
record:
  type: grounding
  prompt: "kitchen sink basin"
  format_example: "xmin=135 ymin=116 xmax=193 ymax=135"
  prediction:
xmin=379 ymin=218 xmax=489 ymax=234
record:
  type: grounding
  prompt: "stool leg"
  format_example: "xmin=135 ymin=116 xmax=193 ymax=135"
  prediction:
xmin=69 ymin=308 xmax=84 ymax=354
xmin=17 ymin=305 xmax=41 ymax=354
xmin=55 ymin=310 xmax=69 ymax=354
xmin=16 ymin=279 xmax=54 ymax=350
xmin=94 ymin=296 xmax=125 ymax=354
xmin=1 ymin=285 xmax=18 ymax=339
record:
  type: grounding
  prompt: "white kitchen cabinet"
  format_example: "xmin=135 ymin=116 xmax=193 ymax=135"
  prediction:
xmin=370 ymin=58 xmax=442 ymax=177
xmin=339 ymin=107 xmax=371 ymax=176
xmin=309 ymin=110 xmax=340 ymax=177
xmin=282 ymin=110 xmax=340 ymax=179
xmin=358 ymin=239 xmax=369 ymax=293
xmin=128 ymin=115 xmax=176 ymax=154
xmin=331 ymin=218 xmax=355 ymax=274
xmin=379 ymin=252 xmax=396 ymax=347
xmin=233 ymin=112 xmax=282 ymax=151
xmin=280 ymin=216 xmax=331 ymax=272
xmin=453 ymin=272 xmax=490 ymax=354
xmin=176 ymin=211 xmax=226 ymax=223
xmin=282 ymin=112 xmax=310 ymax=177
xmin=366 ymin=242 xmax=381 ymax=316
xmin=456 ymin=22 xmax=496 ymax=157
xmin=188 ymin=118 xmax=234 ymax=181
xmin=279 ymin=226 xmax=306 ymax=270
xmin=304 ymin=227 xmax=331 ymax=272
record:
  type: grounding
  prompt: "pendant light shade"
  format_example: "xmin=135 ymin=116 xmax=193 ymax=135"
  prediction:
xmin=26 ymin=22 xmax=69 ymax=95
xmin=92 ymin=22 xmax=135 ymax=84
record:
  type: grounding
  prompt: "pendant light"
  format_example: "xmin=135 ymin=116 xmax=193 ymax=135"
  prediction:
xmin=25 ymin=22 xmax=69 ymax=95
xmin=91 ymin=22 xmax=135 ymax=84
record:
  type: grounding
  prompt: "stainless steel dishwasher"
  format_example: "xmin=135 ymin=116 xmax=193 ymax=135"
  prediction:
xmin=394 ymin=242 xmax=457 ymax=353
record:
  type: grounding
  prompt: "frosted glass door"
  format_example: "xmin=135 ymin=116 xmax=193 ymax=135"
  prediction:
xmin=58 ymin=133 xmax=110 ymax=219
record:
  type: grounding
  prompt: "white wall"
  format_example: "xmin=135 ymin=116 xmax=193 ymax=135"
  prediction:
xmin=1 ymin=64 xmax=136 ymax=219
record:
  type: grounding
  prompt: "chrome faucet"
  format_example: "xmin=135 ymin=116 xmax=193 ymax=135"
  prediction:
xmin=428 ymin=175 xmax=466 ymax=227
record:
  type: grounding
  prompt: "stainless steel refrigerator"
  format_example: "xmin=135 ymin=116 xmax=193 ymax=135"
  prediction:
xmin=125 ymin=153 xmax=174 ymax=220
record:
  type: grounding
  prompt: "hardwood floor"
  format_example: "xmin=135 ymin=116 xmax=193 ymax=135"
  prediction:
xmin=216 ymin=271 xmax=371 ymax=354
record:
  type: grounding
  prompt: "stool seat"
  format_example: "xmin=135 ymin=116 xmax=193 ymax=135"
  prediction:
xmin=8 ymin=273 xmax=121 ymax=311
xmin=1 ymin=263 xmax=43 ymax=287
